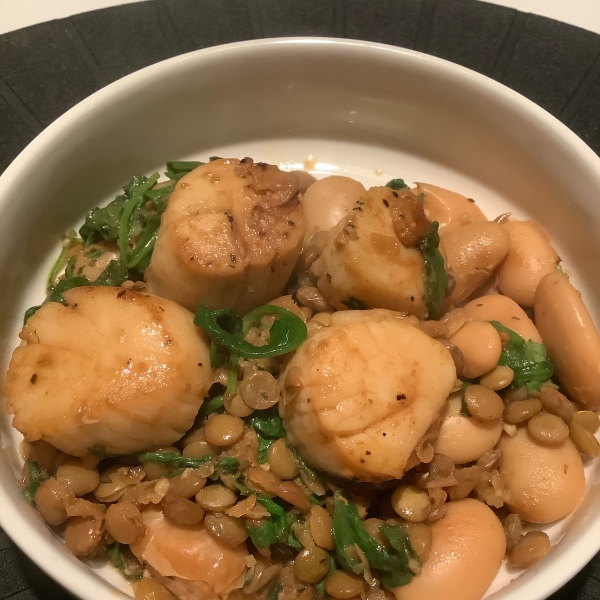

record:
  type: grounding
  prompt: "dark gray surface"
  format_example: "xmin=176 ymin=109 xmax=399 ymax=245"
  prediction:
xmin=1 ymin=0 xmax=600 ymax=598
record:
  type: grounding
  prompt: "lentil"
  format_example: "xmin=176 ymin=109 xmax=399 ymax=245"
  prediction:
xmin=508 ymin=530 xmax=550 ymax=568
xmin=504 ymin=398 xmax=542 ymax=424
xmin=204 ymin=414 xmax=245 ymax=447
xmin=527 ymin=412 xmax=569 ymax=446
xmin=464 ymin=385 xmax=504 ymax=421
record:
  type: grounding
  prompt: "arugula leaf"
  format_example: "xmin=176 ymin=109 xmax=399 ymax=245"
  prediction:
xmin=23 ymin=305 xmax=41 ymax=325
xmin=247 ymin=407 xmax=286 ymax=438
xmin=332 ymin=495 xmax=417 ymax=589
xmin=341 ymin=297 xmax=367 ymax=310
xmin=47 ymin=230 xmax=80 ymax=291
xmin=245 ymin=494 xmax=287 ymax=548
xmin=107 ymin=542 xmax=143 ymax=580
xmin=209 ymin=342 xmax=227 ymax=368
xmin=257 ymin=435 xmax=277 ymax=464
xmin=490 ymin=321 xmax=554 ymax=393
xmin=194 ymin=304 xmax=307 ymax=359
xmin=138 ymin=451 xmax=239 ymax=473
xmin=386 ymin=179 xmax=408 ymax=190
xmin=267 ymin=581 xmax=283 ymax=600
xmin=199 ymin=395 xmax=224 ymax=419
xmin=80 ymin=196 xmax=126 ymax=246
xmin=418 ymin=221 xmax=447 ymax=320
xmin=165 ymin=161 xmax=203 ymax=181
xmin=24 ymin=461 xmax=49 ymax=504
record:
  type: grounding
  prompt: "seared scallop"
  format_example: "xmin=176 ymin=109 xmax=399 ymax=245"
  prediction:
xmin=4 ymin=286 xmax=211 ymax=456
xmin=280 ymin=312 xmax=456 ymax=482
xmin=311 ymin=186 xmax=431 ymax=318
xmin=146 ymin=158 xmax=306 ymax=314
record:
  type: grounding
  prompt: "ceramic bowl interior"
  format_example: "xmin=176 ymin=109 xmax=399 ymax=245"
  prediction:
xmin=1 ymin=37 xmax=600 ymax=600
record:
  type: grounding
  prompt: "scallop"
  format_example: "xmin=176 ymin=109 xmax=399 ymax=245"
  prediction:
xmin=311 ymin=186 xmax=431 ymax=318
xmin=280 ymin=314 xmax=456 ymax=482
xmin=4 ymin=286 xmax=211 ymax=456
xmin=146 ymin=158 xmax=306 ymax=314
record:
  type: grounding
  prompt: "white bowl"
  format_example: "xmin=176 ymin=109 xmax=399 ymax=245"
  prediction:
xmin=1 ymin=37 xmax=600 ymax=600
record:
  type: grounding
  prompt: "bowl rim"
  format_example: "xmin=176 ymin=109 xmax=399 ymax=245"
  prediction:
xmin=1 ymin=36 xmax=600 ymax=600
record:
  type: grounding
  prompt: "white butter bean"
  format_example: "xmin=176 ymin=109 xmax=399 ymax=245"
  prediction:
xmin=414 ymin=183 xmax=487 ymax=238
xmin=534 ymin=273 xmax=600 ymax=409
xmin=497 ymin=221 xmax=559 ymax=307
xmin=302 ymin=176 xmax=365 ymax=242
xmin=499 ymin=427 xmax=584 ymax=523
xmin=442 ymin=222 xmax=511 ymax=304
xmin=392 ymin=499 xmax=505 ymax=600
xmin=435 ymin=393 xmax=502 ymax=464
xmin=449 ymin=321 xmax=502 ymax=379
xmin=463 ymin=294 xmax=542 ymax=343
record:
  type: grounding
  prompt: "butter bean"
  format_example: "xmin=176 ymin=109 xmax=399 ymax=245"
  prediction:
xmin=497 ymin=221 xmax=559 ymax=307
xmin=449 ymin=322 xmax=502 ymax=379
xmin=442 ymin=222 xmax=511 ymax=304
xmin=435 ymin=393 xmax=502 ymax=464
xmin=463 ymin=294 xmax=542 ymax=343
xmin=302 ymin=176 xmax=365 ymax=241
xmin=499 ymin=427 xmax=584 ymax=523
xmin=534 ymin=273 xmax=600 ymax=409
xmin=414 ymin=183 xmax=487 ymax=238
xmin=392 ymin=499 xmax=505 ymax=600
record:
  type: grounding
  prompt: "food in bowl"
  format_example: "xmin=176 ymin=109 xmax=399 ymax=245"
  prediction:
xmin=3 ymin=156 xmax=600 ymax=600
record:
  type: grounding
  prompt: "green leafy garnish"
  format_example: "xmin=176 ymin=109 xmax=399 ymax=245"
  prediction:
xmin=490 ymin=321 xmax=554 ymax=393
xmin=88 ymin=445 xmax=122 ymax=459
xmin=341 ymin=297 xmax=367 ymax=310
xmin=24 ymin=461 xmax=49 ymax=504
xmin=107 ymin=542 xmax=143 ymax=580
xmin=199 ymin=395 xmax=224 ymax=419
xmin=23 ymin=305 xmax=41 ymax=325
xmin=245 ymin=494 xmax=287 ymax=548
xmin=267 ymin=581 xmax=283 ymax=600
xmin=247 ymin=407 xmax=286 ymax=464
xmin=164 ymin=161 xmax=203 ymax=181
xmin=194 ymin=304 xmax=307 ymax=359
xmin=418 ymin=221 xmax=447 ymax=320
xmin=332 ymin=495 xmax=418 ymax=589
xmin=386 ymin=179 xmax=408 ymax=190
xmin=47 ymin=230 xmax=80 ymax=291
xmin=138 ymin=451 xmax=240 ymax=473
xmin=210 ymin=342 xmax=227 ymax=368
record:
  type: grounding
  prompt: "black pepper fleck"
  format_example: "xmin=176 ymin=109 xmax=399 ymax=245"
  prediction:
xmin=366 ymin=451 xmax=371 ymax=455
xmin=230 ymin=253 xmax=236 ymax=263
xmin=467 ymin=198 xmax=475 ymax=203
xmin=117 ymin=290 xmax=126 ymax=298
xmin=382 ymin=199 xmax=389 ymax=207
xmin=198 ymin=362 xmax=203 ymax=367
xmin=392 ymin=191 xmax=398 ymax=198
xmin=396 ymin=394 xmax=406 ymax=401
xmin=326 ymin=273 xmax=332 ymax=283
xmin=289 ymin=221 xmax=295 ymax=227
xmin=30 ymin=374 xmax=37 ymax=384
xmin=382 ymin=432 xmax=387 ymax=437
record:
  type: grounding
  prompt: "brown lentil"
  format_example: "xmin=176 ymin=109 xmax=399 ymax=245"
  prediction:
xmin=308 ymin=505 xmax=334 ymax=550
xmin=56 ymin=458 xmax=100 ymax=497
xmin=246 ymin=466 xmax=282 ymax=494
xmin=294 ymin=546 xmax=330 ymax=583
xmin=325 ymin=571 xmax=365 ymax=598
xmin=538 ymin=385 xmax=574 ymax=423
xmin=400 ymin=522 xmax=433 ymax=562
xmin=296 ymin=286 xmax=333 ymax=313
xmin=239 ymin=371 xmax=280 ymax=410
xmin=162 ymin=496 xmax=205 ymax=525
xmin=182 ymin=440 xmax=214 ymax=459
xmin=277 ymin=481 xmax=311 ymax=511
xmin=527 ymin=412 xmax=569 ymax=446
xmin=503 ymin=513 xmax=522 ymax=552
xmin=477 ymin=449 xmax=503 ymax=471
xmin=419 ymin=320 xmax=448 ymax=339
xmin=464 ymin=385 xmax=504 ymax=421
xmin=479 ymin=365 xmax=514 ymax=391
xmin=195 ymin=485 xmax=237 ymax=511
xmin=569 ymin=422 xmax=600 ymax=457
xmin=572 ymin=410 xmax=600 ymax=433
xmin=440 ymin=340 xmax=465 ymax=376
xmin=391 ymin=485 xmax=431 ymax=522
xmin=439 ymin=308 xmax=468 ymax=338
xmin=166 ymin=469 xmax=206 ymax=499
xmin=504 ymin=398 xmax=542 ymax=424
xmin=204 ymin=513 xmax=248 ymax=547
xmin=105 ymin=502 xmax=144 ymax=544
xmin=268 ymin=439 xmax=298 ymax=480
xmin=204 ymin=414 xmax=245 ymax=447
xmin=223 ymin=392 xmax=254 ymax=417
xmin=35 ymin=478 xmax=73 ymax=526
xmin=133 ymin=578 xmax=179 ymax=600
xmin=64 ymin=516 xmax=102 ymax=556
xmin=508 ymin=530 xmax=550 ymax=568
